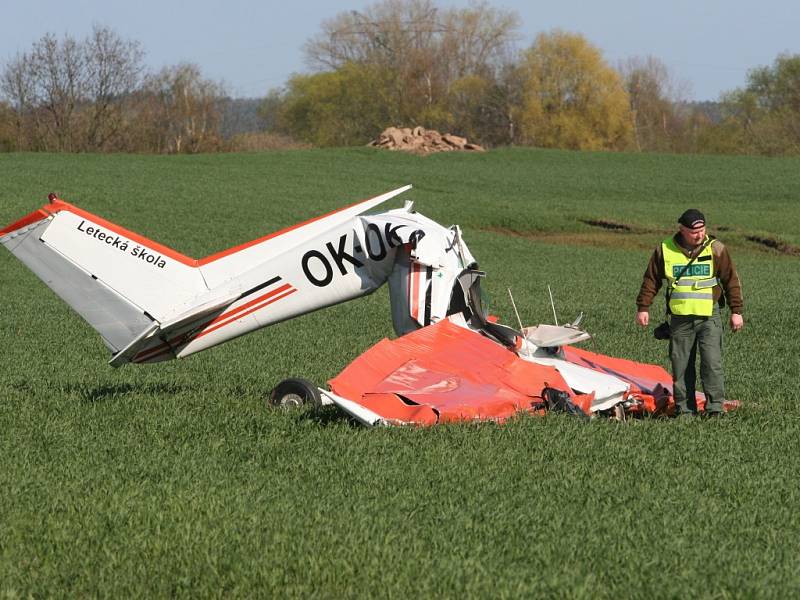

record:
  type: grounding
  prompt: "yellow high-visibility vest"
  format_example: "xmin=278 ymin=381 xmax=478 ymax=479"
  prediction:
xmin=662 ymin=236 xmax=717 ymax=316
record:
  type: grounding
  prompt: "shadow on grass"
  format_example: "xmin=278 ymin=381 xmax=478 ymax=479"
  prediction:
xmin=292 ymin=405 xmax=361 ymax=427
xmin=72 ymin=382 xmax=185 ymax=403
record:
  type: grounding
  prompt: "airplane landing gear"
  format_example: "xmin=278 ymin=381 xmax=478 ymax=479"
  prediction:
xmin=269 ymin=377 xmax=322 ymax=408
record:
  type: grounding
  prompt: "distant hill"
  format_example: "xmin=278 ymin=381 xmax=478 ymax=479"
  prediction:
xmin=683 ymin=101 xmax=724 ymax=124
xmin=219 ymin=97 xmax=265 ymax=139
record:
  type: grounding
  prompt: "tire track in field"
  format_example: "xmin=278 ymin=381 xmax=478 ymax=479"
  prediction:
xmin=480 ymin=222 xmax=800 ymax=256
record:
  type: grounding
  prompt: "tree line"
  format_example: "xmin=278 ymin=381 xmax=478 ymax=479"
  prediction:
xmin=2 ymin=2 xmax=800 ymax=156
xmin=0 ymin=25 xmax=230 ymax=153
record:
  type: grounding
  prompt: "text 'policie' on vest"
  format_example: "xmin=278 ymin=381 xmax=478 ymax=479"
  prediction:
xmin=661 ymin=236 xmax=718 ymax=317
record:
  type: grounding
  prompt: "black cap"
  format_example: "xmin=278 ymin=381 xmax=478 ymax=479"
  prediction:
xmin=678 ymin=209 xmax=705 ymax=229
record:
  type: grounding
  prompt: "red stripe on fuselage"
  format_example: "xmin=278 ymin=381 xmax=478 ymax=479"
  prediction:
xmin=194 ymin=287 xmax=298 ymax=339
xmin=132 ymin=285 xmax=298 ymax=362
xmin=204 ymin=283 xmax=293 ymax=328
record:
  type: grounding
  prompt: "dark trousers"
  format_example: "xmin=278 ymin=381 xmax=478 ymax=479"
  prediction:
xmin=669 ymin=307 xmax=725 ymax=414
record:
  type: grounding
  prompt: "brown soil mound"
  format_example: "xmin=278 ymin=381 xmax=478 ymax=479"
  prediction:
xmin=369 ymin=126 xmax=485 ymax=154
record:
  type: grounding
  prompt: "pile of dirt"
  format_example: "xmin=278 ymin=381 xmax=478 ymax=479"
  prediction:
xmin=369 ymin=126 xmax=485 ymax=154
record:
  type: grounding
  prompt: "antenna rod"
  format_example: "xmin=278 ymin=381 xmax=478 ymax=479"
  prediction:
xmin=508 ymin=287 xmax=530 ymax=357
xmin=548 ymin=284 xmax=558 ymax=325
xmin=507 ymin=287 xmax=524 ymax=332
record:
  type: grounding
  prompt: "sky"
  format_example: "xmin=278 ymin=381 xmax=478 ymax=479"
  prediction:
xmin=1 ymin=0 xmax=798 ymax=101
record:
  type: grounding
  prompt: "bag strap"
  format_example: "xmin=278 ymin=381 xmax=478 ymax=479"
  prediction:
xmin=670 ymin=237 xmax=713 ymax=289
xmin=664 ymin=237 xmax=714 ymax=315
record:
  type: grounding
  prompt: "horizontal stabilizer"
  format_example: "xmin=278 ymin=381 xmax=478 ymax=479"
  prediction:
xmin=107 ymin=291 xmax=242 ymax=367
xmin=2 ymin=217 xmax=154 ymax=353
xmin=108 ymin=323 xmax=160 ymax=367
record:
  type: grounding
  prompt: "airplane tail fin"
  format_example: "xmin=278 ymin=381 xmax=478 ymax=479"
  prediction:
xmin=1 ymin=195 xmax=208 ymax=355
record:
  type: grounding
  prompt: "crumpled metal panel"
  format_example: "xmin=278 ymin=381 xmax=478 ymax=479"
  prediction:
xmin=329 ymin=319 xmax=575 ymax=425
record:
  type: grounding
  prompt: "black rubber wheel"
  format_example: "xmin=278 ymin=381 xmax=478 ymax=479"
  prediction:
xmin=269 ymin=377 xmax=322 ymax=408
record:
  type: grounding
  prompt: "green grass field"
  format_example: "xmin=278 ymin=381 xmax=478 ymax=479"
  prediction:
xmin=1 ymin=148 xmax=799 ymax=598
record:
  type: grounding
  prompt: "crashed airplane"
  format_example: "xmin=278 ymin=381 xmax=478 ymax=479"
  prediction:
xmin=0 ymin=186 xmax=734 ymax=425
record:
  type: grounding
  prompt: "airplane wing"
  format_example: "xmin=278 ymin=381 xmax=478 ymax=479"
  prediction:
xmin=326 ymin=319 xmax=593 ymax=425
xmin=319 ymin=315 xmax=740 ymax=425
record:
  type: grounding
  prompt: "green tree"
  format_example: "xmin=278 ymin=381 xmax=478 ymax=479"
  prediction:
xmin=279 ymin=63 xmax=401 ymax=147
xmin=721 ymin=53 xmax=800 ymax=155
xmin=298 ymin=0 xmax=520 ymax=146
xmin=517 ymin=31 xmax=633 ymax=151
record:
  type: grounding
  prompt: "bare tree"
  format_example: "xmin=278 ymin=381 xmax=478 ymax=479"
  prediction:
xmin=618 ymin=55 xmax=690 ymax=151
xmin=438 ymin=3 xmax=519 ymax=82
xmin=303 ymin=0 xmax=519 ymax=110
xmin=28 ymin=32 xmax=85 ymax=151
xmin=84 ymin=25 xmax=145 ymax=150
xmin=0 ymin=53 xmax=36 ymax=149
xmin=0 ymin=26 xmax=144 ymax=151
xmin=140 ymin=63 xmax=225 ymax=153
xmin=304 ymin=0 xmax=441 ymax=71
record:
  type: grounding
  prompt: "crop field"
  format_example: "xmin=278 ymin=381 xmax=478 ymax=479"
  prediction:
xmin=1 ymin=148 xmax=799 ymax=598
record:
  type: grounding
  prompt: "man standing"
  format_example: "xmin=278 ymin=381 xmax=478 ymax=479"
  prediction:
xmin=636 ymin=209 xmax=744 ymax=416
